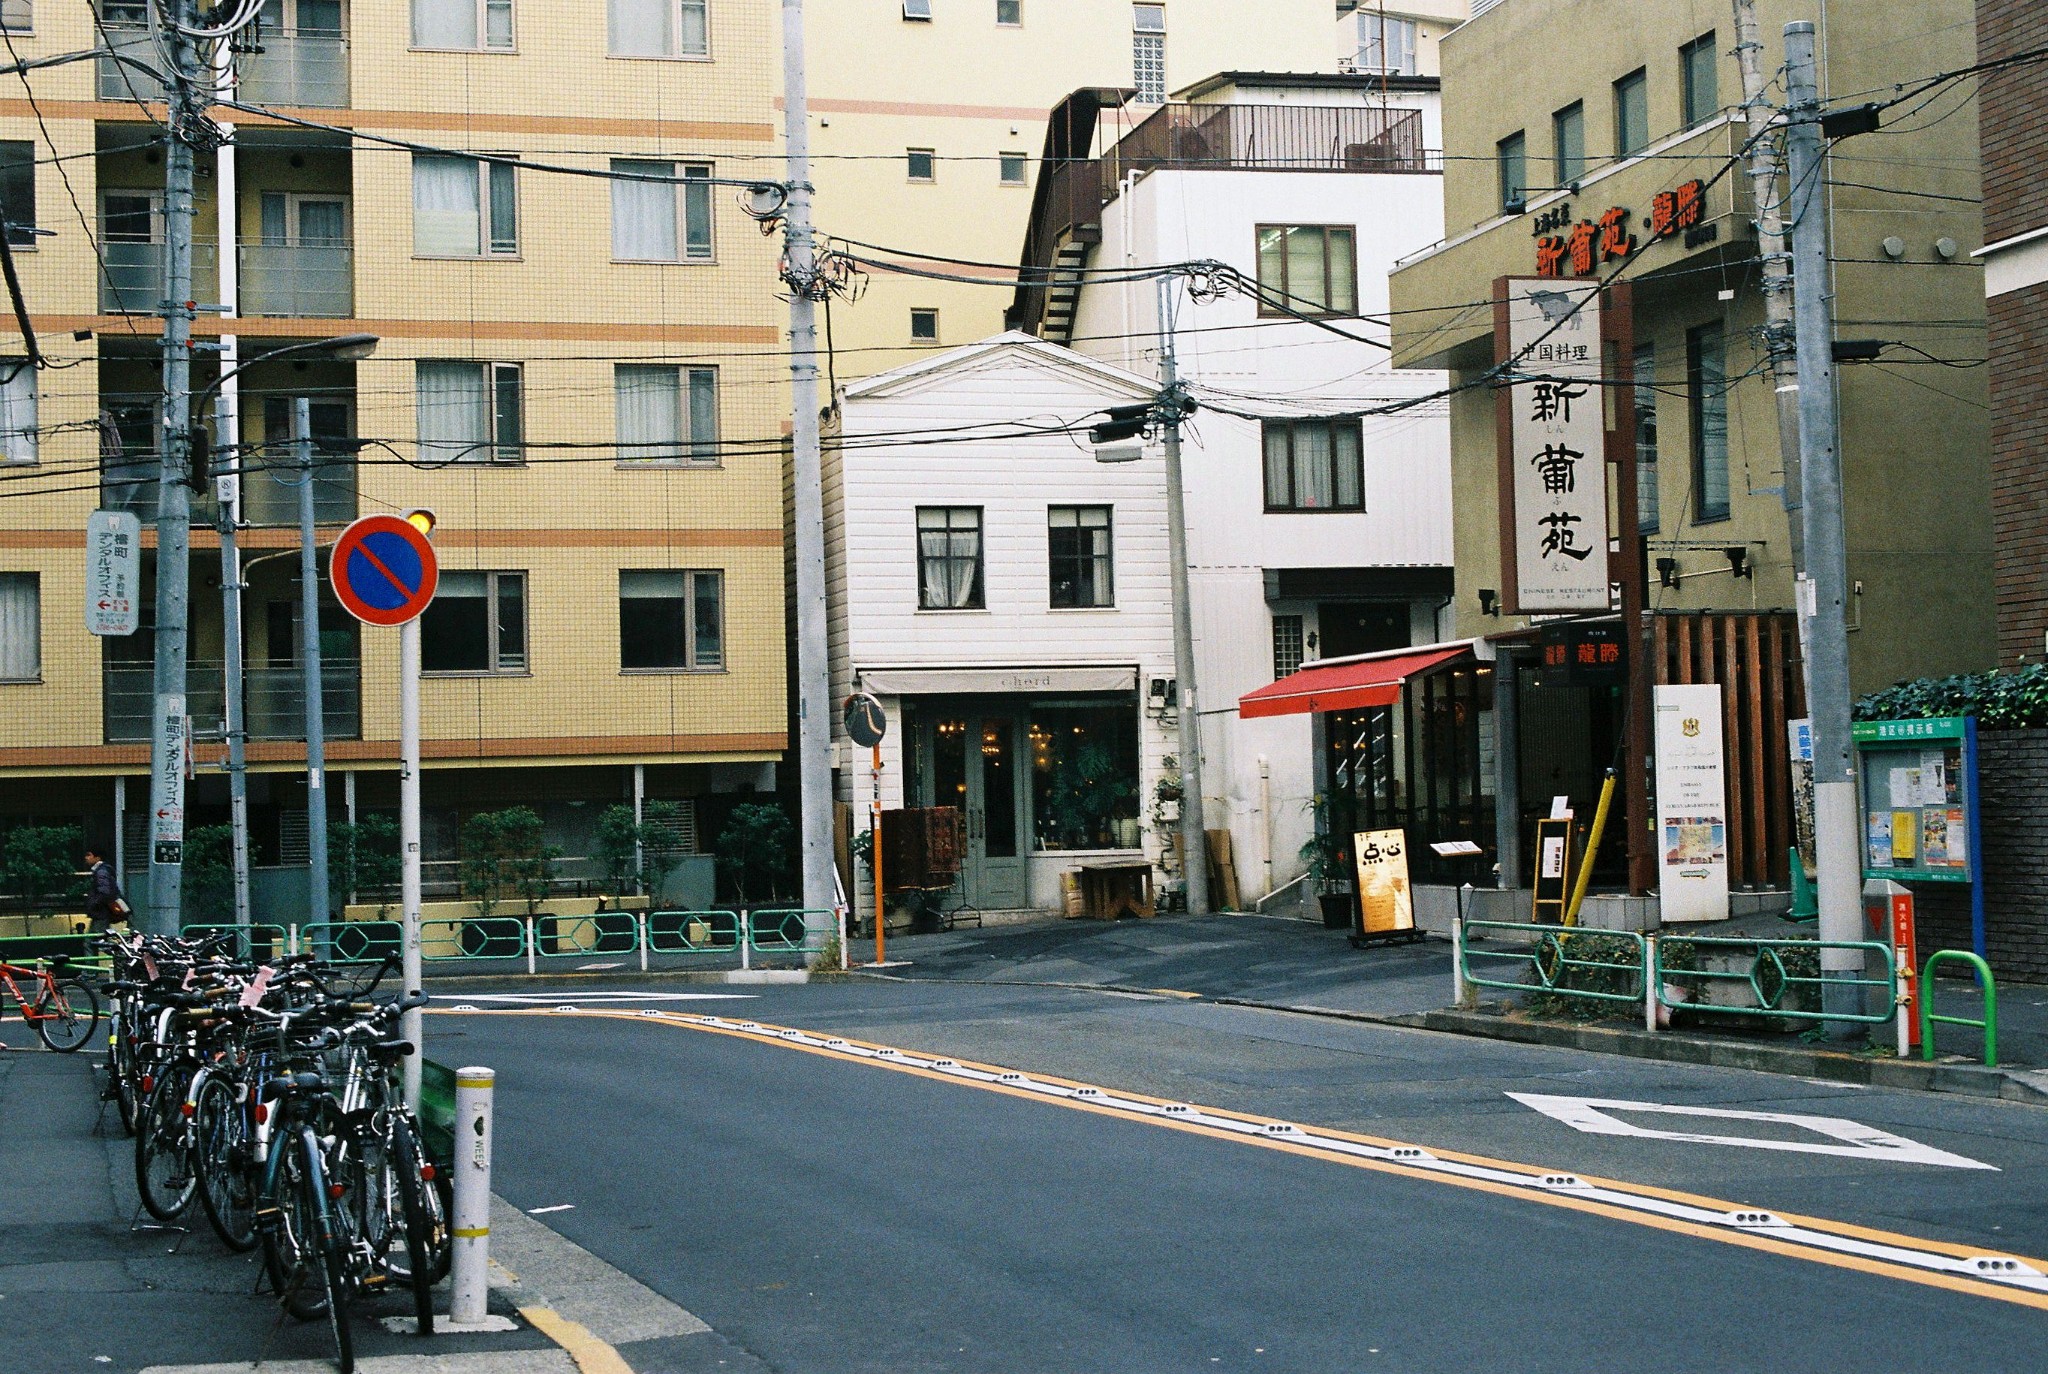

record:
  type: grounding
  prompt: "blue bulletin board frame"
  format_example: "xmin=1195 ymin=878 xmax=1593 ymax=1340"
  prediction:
xmin=1853 ymin=715 xmax=1983 ymax=958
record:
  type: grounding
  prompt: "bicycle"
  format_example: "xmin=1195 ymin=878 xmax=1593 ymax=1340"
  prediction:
xmin=0 ymin=956 xmax=102 ymax=1052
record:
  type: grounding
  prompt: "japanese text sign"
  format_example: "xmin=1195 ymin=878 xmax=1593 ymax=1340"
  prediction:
xmin=85 ymin=509 xmax=142 ymax=637
xmin=1502 ymin=279 xmax=1609 ymax=612
xmin=1654 ymin=684 xmax=1731 ymax=923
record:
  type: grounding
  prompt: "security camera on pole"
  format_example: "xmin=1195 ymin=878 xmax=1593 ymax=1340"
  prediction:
xmin=330 ymin=510 xmax=439 ymax=1110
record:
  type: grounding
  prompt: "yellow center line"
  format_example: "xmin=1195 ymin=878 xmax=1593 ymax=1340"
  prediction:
xmin=434 ymin=1005 xmax=2048 ymax=1311
xmin=521 ymin=1305 xmax=636 ymax=1374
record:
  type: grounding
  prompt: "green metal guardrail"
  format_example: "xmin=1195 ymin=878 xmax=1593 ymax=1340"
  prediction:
xmin=1654 ymin=935 xmax=1896 ymax=1025
xmin=298 ymin=919 xmax=405 ymax=964
xmin=1921 ymin=949 xmax=1996 ymax=1067
xmin=646 ymin=910 xmax=741 ymax=954
xmin=180 ymin=923 xmax=290 ymax=961
xmin=746 ymin=907 xmax=818 ymax=953
xmin=1458 ymin=920 xmax=1646 ymax=1005
xmin=418 ymin=916 xmax=528 ymax=962
xmin=530 ymin=912 xmax=640 ymax=959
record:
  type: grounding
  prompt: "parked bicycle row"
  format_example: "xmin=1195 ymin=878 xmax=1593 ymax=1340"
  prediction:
xmin=89 ymin=927 xmax=449 ymax=1374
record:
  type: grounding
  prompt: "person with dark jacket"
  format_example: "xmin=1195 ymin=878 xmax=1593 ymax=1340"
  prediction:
xmin=83 ymin=846 xmax=128 ymax=929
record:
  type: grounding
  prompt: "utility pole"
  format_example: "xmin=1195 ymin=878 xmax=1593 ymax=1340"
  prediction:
xmin=1731 ymin=0 xmax=1805 ymax=568
xmin=782 ymin=0 xmax=836 ymax=922
xmin=213 ymin=44 xmax=248 ymax=933
xmin=295 ymin=398 xmax=331 ymax=925
xmin=1157 ymin=279 xmax=1209 ymax=917
xmin=144 ymin=0 xmax=204 ymax=936
xmin=1783 ymin=21 xmax=1864 ymax=1020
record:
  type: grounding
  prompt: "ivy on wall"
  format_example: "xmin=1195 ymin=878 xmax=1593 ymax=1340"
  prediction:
xmin=1854 ymin=661 xmax=2048 ymax=730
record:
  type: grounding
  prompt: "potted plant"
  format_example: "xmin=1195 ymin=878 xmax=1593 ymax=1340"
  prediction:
xmin=1300 ymin=795 xmax=1355 ymax=930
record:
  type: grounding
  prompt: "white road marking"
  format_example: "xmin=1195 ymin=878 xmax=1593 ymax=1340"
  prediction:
xmin=447 ymin=991 xmax=758 ymax=1004
xmin=1507 ymin=1093 xmax=1998 ymax=1170
xmin=528 ymin=1204 xmax=575 ymax=1214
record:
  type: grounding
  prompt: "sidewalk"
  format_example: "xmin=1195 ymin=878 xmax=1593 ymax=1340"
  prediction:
xmin=844 ymin=910 xmax=2048 ymax=1094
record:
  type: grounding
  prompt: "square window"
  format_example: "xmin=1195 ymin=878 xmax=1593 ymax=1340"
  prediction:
xmin=616 ymin=364 xmax=719 ymax=463
xmin=906 ymin=148 xmax=936 ymax=182
xmin=1262 ymin=418 xmax=1364 ymax=512
xmin=1000 ymin=152 xmax=1028 ymax=185
xmin=413 ymin=154 xmax=517 ymax=257
xmin=997 ymin=0 xmax=1020 ymax=24
xmin=0 ymin=570 xmax=37 ymax=681
xmin=621 ymin=569 xmax=723 ymax=670
xmin=612 ymin=160 xmax=714 ymax=261
xmin=417 ymin=360 xmax=522 ymax=464
xmin=422 ymin=570 xmax=526 ymax=673
xmin=917 ymin=507 xmax=983 ymax=609
xmin=1048 ymin=506 xmax=1113 ymax=608
xmin=1254 ymin=224 xmax=1357 ymax=318
xmin=910 ymin=308 xmax=939 ymax=341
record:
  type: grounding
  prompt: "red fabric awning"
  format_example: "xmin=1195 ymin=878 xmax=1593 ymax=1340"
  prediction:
xmin=1237 ymin=647 xmax=1470 ymax=719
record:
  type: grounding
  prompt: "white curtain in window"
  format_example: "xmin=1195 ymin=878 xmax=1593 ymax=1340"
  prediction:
xmin=1292 ymin=424 xmax=1334 ymax=508
xmin=1332 ymin=423 xmax=1362 ymax=508
xmin=609 ymin=0 xmax=672 ymax=56
xmin=0 ymin=572 xmax=38 ymax=680
xmin=681 ymin=174 xmax=713 ymax=258
xmin=412 ymin=0 xmax=477 ymax=49
xmin=687 ymin=368 xmax=717 ymax=457
xmin=918 ymin=515 xmax=978 ymax=609
xmin=612 ymin=161 xmax=677 ymax=260
xmin=0 ymin=361 xmax=37 ymax=463
xmin=413 ymin=155 xmax=479 ymax=256
xmin=416 ymin=362 xmax=488 ymax=462
xmin=1262 ymin=424 xmax=1290 ymax=504
xmin=615 ymin=365 xmax=682 ymax=461
xmin=680 ymin=0 xmax=708 ymax=54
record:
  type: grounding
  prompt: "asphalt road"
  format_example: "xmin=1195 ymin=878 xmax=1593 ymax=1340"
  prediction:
xmin=430 ymin=978 xmax=2048 ymax=1372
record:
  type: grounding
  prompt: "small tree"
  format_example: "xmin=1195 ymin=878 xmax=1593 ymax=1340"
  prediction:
xmin=181 ymin=825 xmax=236 ymax=924
xmin=716 ymin=802 xmax=794 ymax=907
xmin=1 ymin=823 xmax=85 ymax=906
xmin=593 ymin=800 xmax=687 ymax=900
xmin=460 ymin=807 xmax=558 ymax=917
xmin=328 ymin=812 xmax=401 ymax=915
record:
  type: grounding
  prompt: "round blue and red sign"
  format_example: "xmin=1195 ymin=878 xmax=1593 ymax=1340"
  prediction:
xmin=329 ymin=514 xmax=438 ymax=627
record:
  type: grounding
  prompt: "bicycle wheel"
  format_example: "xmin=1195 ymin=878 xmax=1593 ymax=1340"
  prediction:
xmin=388 ymin=1117 xmax=443 ymax=1334
xmin=298 ymin=1136 xmax=354 ymax=1374
xmin=107 ymin=1007 xmax=140 ymax=1136
xmin=194 ymin=1075 xmax=259 ymax=1252
xmin=33 ymin=976 xmax=100 ymax=1052
xmin=134 ymin=1073 xmax=199 ymax=1221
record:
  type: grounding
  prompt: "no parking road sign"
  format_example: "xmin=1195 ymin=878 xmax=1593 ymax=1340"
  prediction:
xmin=330 ymin=513 xmax=439 ymax=626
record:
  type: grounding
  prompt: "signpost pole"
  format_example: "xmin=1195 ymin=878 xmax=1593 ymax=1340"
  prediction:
xmin=401 ymin=613 xmax=423 ymax=1112
xmin=296 ymin=400 xmax=331 ymax=928
xmin=872 ymin=743 xmax=885 ymax=967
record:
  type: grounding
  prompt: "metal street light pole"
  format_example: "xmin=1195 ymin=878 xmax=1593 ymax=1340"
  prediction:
xmin=295 ymin=397 xmax=331 ymax=926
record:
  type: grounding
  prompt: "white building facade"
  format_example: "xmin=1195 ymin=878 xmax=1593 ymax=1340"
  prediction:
xmin=825 ymin=337 xmax=1181 ymax=917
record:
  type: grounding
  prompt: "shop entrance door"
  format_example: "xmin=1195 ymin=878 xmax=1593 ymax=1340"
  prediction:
xmin=920 ymin=709 xmax=1027 ymax=909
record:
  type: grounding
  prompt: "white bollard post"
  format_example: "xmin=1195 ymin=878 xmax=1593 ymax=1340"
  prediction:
xmin=525 ymin=917 xmax=536 ymax=977
xmin=1896 ymin=946 xmax=1912 ymax=1059
xmin=1450 ymin=908 xmax=1467 ymax=1009
xmin=1644 ymin=936 xmax=1660 ymax=1033
xmin=638 ymin=912 xmax=649 ymax=973
xmin=449 ymin=1066 xmax=495 ymax=1326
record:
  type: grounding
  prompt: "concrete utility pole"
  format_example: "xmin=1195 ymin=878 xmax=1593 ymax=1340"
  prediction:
xmin=1157 ymin=280 xmax=1209 ymax=917
xmin=1783 ymin=21 xmax=1864 ymax=1019
xmin=213 ymin=54 xmax=248 ymax=933
xmin=1731 ymin=0 xmax=1805 ymax=569
xmin=144 ymin=0 xmax=204 ymax=935
xmin=295 ymin=398 xmax=331 ymax=924
xmin=781 ymin=0 xmax=836 ymax=921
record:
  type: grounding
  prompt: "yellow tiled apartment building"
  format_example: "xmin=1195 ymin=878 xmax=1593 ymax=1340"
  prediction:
xmin=0 ymin=1 xmax=789 ymax=919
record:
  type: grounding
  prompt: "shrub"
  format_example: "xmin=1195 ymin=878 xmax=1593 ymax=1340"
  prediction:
xmin=1854 ymin=661 xmax=2048 ymax=730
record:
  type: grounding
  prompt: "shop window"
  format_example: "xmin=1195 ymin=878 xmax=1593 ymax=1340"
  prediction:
xmin=1029 ymin=703 xmax=1140 ymax=850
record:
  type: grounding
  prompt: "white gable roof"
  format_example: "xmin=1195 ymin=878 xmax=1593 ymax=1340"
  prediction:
xmin=841 ymin=330 xmax=1158 ymax=404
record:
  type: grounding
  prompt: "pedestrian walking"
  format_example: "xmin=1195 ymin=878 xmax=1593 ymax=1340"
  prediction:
xmin=83 ymin=845 xmax=129 ymax=930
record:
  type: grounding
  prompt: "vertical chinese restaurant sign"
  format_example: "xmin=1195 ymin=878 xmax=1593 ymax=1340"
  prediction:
xmin=1653 ymin=684 xmax=1730 ymax=924
xmin=1500 ymin=279 xmax=1608 ymax=612
xmin=1351 ymin=828 xmax=1415 ymax=935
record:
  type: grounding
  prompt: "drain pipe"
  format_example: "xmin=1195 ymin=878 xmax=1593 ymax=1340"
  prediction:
xmin=1258 ymin=756 xmax=1273 ymax=893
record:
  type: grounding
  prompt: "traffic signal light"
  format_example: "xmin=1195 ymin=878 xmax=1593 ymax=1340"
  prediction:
xmin=1090 ymin=402 xmax=1152 ymax=445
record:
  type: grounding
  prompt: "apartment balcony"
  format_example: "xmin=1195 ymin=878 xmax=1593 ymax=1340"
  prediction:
xmin=104 ymin=660 xmax=361 ymax=744
xmin=100 ymin=239 xmax=221 ymax=314
xmin=240 ymin=241 xmax=353 ymax=317
xmin=99 ymin=459 xmax=356 ymax=528
xmin=97 ymin=25 xmax=169 ymax=104
xmin=236 ymin=31 xmax=350 ymax=109
xmin=1104 ymin=102 xmax=1429 ymax=182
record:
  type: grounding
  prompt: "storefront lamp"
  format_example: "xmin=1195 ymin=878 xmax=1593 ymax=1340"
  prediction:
xmin=1656 ymin=557 xmax=1682 ymax=589
xmin=1478 ymin=588 xmax=1500 ymax=616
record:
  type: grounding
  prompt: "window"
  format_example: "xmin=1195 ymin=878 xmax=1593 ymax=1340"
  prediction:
xmin=0 ymin=572 xmax=37 ymax=681
xmin=1000 ymin=152 xmax=1028 ymax=185
xmin=611 ymin=160 xmax=713 ymax=262
xmin=902 ymin=0 xmax=931 ymax=18
xmin=1634 ymin=342 xmax=1658 ymax=532
xmin=413 ymin=155 xmax=516 ymax=257
xmin=259 ymin=191 xmax=347 ymax=247
xmin=1255 ymin=225 xmax=1357 ymax=317
xmin=0 ymin=360 xmax=36 ymax=464
xmin=0 ymin=2 xmax=30 ymax=33
xmin=1132 ymin=4 xmax=1166 ymax=104
xmin=609 ymin=0 xmax=708 ymax=57
xmin=996 ymin=0 xmax=1020 ymax=24
xmin=909 ymin=307 xmax=939 ymax=341
xmin=422 ymin=571 xmax=525 ymax=674
xmin=1681 ymin=32 xmax=1719 ymax=127
xmin=416 ymin=361 xmax=522 ymax=464
xmin=1048 ymin=506 xmax=1112 ymax=608
xmin=1553 ymin=102 xmax=1585 ymax=185
xmin=1263 ymin=418 xmax=1364 ymax=512
xmin=1498 ymin=131 xmax=1526 ymax=213
xmin=102 ymin=189 xmax=160 ymax=244
xmin=1272 ymin=614 xmax=1305 ymax=679
xmin=1687 ymin=323 xmax=1729 ymax=521
xmin=413 ymin=0 xmax=513 ymax=50
xmin=264 ymin=0 xmax=343 ymax=35
xmin=917 ymin=507 xmax=983 ymax=609
xmin=0 ymin=142 xmax=33 ymax=247
xmin=615 ymin=364 xmax=718 ymax=463
xmin=1615 ymin=68 xmax=1649 ymax=157
xmin=620 ymin=569 xmax=723 ymax=671
xmin=1029 ymin=704 xmax=1140 ymax=850
xmin=906 ymin=148 xmax=936 ymax=182
xmin=1357 ymin=12 xmax=1418 ymax=76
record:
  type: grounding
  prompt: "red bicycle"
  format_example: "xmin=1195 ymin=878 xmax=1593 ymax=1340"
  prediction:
xmin=0 ymin=957 xmax=102 ymax=1052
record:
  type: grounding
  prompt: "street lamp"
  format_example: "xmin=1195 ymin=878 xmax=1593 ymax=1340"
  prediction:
xmin=203 ymin=333 xmax=379 ymax=936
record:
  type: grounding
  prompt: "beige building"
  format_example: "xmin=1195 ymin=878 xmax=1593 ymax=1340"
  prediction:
xmin=1386 ymin=0 xmax=1991 ymax=902
xmin=0 ymin=1 xmax=790 ymax=920
xmin=805 ymin=1 xmax=1469 ymax=376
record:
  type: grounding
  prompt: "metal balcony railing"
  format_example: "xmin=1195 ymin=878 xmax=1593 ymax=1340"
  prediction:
xmin=1104 ymin=102 xmax=1429 ymax=182
xmin=104 ymin=659 xmax=361 ymax=743
xmin=239 ymin=241 xmax=353 ymax=318
xmin=236 ymin=31 xmax=350 ymax=108
xmin=99 ymin=238 xmax=221 ymax=313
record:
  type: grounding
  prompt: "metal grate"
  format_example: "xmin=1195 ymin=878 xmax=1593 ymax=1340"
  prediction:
xmin=1272 ymin=614 xmax=1305 ymax=679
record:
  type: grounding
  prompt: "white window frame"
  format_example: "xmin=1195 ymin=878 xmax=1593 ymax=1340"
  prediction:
xmin=411 ymin=0 xmax=513 ymax=51
xmin=906 ymin=148 xmax=937 ymax=182
xmin=0 ymin=359 xmax=37 ymax=465
xmin=619 ymin=569 xmax=724 ymax=672
xmin=902 ymin=0 xmax=932 ymax=20
xmin=614 ymin=363 xmax=719 ymax=466
xmin=416 ymin=360 xmax=523 ymax=465
xmin=1132 ymin=5 xmax=1166 ymax=104
xmin=608 ymin=0 xmax=710 ymax=59
xmin=909 ymin=307 xmax=939 ymax=341
xmin=258 ymin=190 xmax=351 ymax=247
xmin=421 ymin=569 xmax=526 ymax=675
xmin=0 ymin=571 xmax=39 ymax=683
xmin=1356 ymin=12 xmax=1418 ymax=76
xmin=999 ymin=152 xmax=1028 ymax=185
xmin=610 ymin=160 xmax=714 ymax=263
xmin=412 ymin=154 xmax=517 ymax=258
xmin=996 ymin=0 xmax=1021 ymax=25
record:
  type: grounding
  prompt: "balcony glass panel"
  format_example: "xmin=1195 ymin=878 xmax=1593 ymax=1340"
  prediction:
xmin=103 ymin=658 xmax=360 ymax=742
xmin=99 ymin=239 xmax=221 ymax=314
xmin=238 ymin=241 xmax=353 ymax=317
xmin=237 ymin=32 xmax=351 ymax=109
